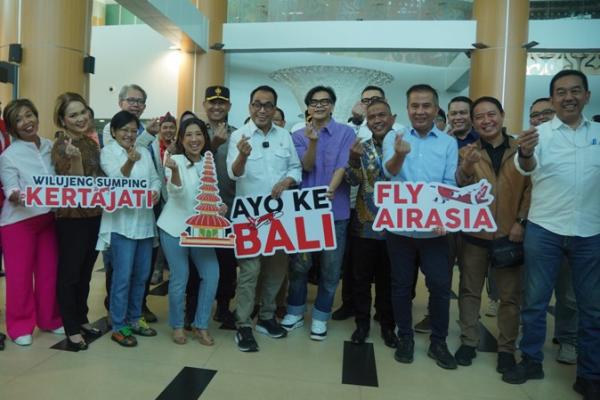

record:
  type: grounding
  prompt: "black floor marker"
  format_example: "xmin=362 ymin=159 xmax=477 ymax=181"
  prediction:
xmin=342 ymin=341 xmax=379 ymax=387
xmin=477 ymin=321 xmax=498 ymax=353
xmin=50 ymin=317 xmax=110 ymax=352
xmin=149 ymin=280 xmax=169 ymax=296
xmin=156 ymin=367 xmax=216 ymax=400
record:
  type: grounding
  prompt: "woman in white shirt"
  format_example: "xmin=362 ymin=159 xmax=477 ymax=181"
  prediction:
xmin=97 ymin=110 xmax=161 ymax=347
xmin=0 ymin=99 xmax=63 ymax=346
xmin=157 ymin=117 xmax=221 ymax=346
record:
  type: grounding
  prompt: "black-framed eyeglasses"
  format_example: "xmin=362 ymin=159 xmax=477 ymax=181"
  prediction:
xmin=125 ymin=97 xmax=146 ymax=106
xmin=308 ymin=98 xmax=332 ymax=107
xmin=530 ymin=109 xmax=555 ymax=119
xmin=251 ymin=101 xmax=275 ymax=111
xmin=361 ymin=96 xmax=383 ymax=105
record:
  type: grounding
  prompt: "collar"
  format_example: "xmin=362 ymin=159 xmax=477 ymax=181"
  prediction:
xmin=248 ymin=120 xmax=276 ymax=137
xmin=551 ymin=114 xmax=590 ymax=131
xmin=409 ymin=125 xmax=440 ymax=138
xmin=480 ymin=132 xmax=510 ymax=150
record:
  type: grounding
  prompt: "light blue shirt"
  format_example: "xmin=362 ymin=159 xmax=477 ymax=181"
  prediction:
xmin=382 ymin=125 xmax=458 ymax=238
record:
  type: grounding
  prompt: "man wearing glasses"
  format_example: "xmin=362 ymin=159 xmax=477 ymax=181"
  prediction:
xmin=227 ymin=85 xmax=302 ymax=352
xmin=529 ymin=98 xmax=555 ymax=127
xmin=281 ymin=86 xmax=355 ymax=341
xmin=102 ymin=84 xmax=158 ymax=147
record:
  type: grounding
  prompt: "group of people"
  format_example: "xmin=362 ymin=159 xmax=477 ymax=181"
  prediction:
xmin=0 ymin=68 xmax=598 ymax=399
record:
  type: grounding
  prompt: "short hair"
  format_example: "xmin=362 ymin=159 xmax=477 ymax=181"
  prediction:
xmin=86 ymin=106 xmax=95 ymax=119
xmin=174 ymin=117 xmax=211 ymax=166
xmin=275 ymin=107 xmax=285 ymax=121
xmin=362 ymin=85 xmax=385 ymax=98
xmin=250 ymin=85 xmax=278 ymax=105
xmin=54 ymin=92 xmax=89 ymax=128
xmin=530 ymin=97 xmax=551 ymax=111
xmin=304 ymin=85 xmax=337 ymax=106
xmin=118 ymin=84 xmax=147 ymax=102
xmin=2 ymin=98 xmax=39 ymax=138
xmin=448 ymin=96 xmax=472 ymax=110
xmin=366 ymin=98 xmax=391 ymax=113
xmin=406 ymin=84 xmax=439 ymax=106
xmin=110 ymin=111 xmax=140 ymax=138
xmin=471 ymin=96 xmax=505 ymax=116
xmin=549 ymin=69 xmax=588 ymax=96
xmin=437 ymin=108 xmax=446 ymax=122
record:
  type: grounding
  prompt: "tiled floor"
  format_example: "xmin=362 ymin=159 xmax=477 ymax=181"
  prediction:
xmin=0 ymin=262 xmax=580 ymax=400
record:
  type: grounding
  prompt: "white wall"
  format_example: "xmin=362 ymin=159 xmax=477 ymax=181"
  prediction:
xmin=90 ymin=24 xmax=179 ymax=121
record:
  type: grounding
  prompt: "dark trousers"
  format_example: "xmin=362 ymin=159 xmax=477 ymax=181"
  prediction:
xmin=387 ymin=233 xmax=451 ymax=342
xmin=186 ymin=247 xmax=237 ymax=322
xmin=56 ymin=216 xmax=101 ymax=336
xmin=351 ymin=236 xmax=394 ymax=329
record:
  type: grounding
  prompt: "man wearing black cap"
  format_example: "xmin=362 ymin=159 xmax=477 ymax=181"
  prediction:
xmin=202 ymin=85 xmax=238 ymax=328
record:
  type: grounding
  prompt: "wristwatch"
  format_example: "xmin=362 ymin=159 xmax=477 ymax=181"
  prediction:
xmin=516 ymin=217 xmax=527 ymax=227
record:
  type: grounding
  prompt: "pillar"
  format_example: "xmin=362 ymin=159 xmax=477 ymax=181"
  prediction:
xmin=469 ymin=0 xmax=529 ymax=133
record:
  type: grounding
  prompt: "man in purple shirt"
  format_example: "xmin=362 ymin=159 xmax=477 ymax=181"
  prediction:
xmin=281 ymin=86 xmax=355 ymax=341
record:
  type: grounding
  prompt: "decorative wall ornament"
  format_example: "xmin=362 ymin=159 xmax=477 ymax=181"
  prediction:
xmin=527 ymin=53 xmax=600 ymax=76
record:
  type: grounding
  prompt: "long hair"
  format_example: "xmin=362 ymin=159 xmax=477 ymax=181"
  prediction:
xmin=173 ymin=117 xmax=211 ymax=167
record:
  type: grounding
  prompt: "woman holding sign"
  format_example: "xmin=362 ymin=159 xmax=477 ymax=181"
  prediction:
xmin=0 ymin=99 xmax=63 ymax=346
xmin=97 ymin=111 xmax=161 ymax=347
xmin=157 ymin=117 xmax=220 ymax=346
xmin=52 ymin=92 xmax=104 ymax=350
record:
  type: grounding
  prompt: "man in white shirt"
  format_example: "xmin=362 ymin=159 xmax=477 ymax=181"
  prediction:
xmin=504 ymin=70 xmax=600 ymax=400
xmin=227 ymin=85 xmax=302 ymax=352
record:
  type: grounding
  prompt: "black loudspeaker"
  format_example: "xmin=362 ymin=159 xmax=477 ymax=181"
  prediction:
xmin=8 ymin=44 xmax=22 ymax=63
xmin=83 ymin=56 xmax=95 ymax=74
xmin=0 ymin=61 xmax=18 ymax=84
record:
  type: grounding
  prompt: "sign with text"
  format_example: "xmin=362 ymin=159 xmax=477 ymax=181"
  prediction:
xmin=24 ymin=175 xmax=154 ymax=212
xmin=230 ymin=186 xmax=336 ymax=258
xmin=373 ymin=180 xmax=497 ymax=232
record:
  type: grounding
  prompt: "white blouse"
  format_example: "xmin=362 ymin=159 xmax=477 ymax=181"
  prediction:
xmin=0 ymin=137 xmax=54 ymax=226
xmin=157 ymin=154 xmax=208 ymax=238
xmin=96 ymin=141 xmax=161 ymax=250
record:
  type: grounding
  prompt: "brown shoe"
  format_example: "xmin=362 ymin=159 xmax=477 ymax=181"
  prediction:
xmin=172 ymin=329 xmax=187 ymax=345
xmin=193 ymin=328 xmax=214 ymax=346
xmin=111 ymin=327 xmax=137 ymax=347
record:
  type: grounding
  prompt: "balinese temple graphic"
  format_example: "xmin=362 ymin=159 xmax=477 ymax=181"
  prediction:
xmin=180 ymin=151 xmax=235 ymax=248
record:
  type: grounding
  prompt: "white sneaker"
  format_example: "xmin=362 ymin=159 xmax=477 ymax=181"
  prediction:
xmin=310 ymin=319 xmax=327 ymax=341
xmin=14 ymin=335 xmax=33 ymax=346
xmin=556 ymin=343 xmax=577 ymax=365
xmin=485 ymin=300 xmax=499 ymax=317
xmin=281 ymin=314 xmax=304 ymax=332
xmin=52 ymin=326 xmax=65 ymax=335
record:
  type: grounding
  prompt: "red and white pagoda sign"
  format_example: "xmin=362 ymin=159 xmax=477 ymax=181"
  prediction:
xmin=180 ymin=151 xmax=235 ymax=248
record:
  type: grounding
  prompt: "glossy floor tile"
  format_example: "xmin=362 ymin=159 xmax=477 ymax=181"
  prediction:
xmin=0 ymin=263 xmax=581 ymax=400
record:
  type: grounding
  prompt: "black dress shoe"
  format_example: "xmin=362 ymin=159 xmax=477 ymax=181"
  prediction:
xmin=332 ymin=304 xmax=355 ymax=321
xmin=573 ymin=376 xmax=600 ymax=400
xmin=497 ymin=352 xmax=516 ymax=374
xmin=0 ymin=332 xmax=6 ymax=351
xmin=455 ymin=345 xmax=477 ymax=366
xmin=142 ymin=306 xmax=158 ymax=323
xmin=67 ymin=338 xmax=88 ymax=351
xmin=502 ymin=356 xmax=544 ymax=384
xmin=394 ymin=335 xmax=414 ymax=364
xmin=351 ymin=326 xmax=369 ymax=345
xmin=428 ymin=341 xmax=458 ymax=370
xmin=81 ymin=325 xmax=102 ymax=336
xmin=381 ymin=327 xmax=398 ymax=348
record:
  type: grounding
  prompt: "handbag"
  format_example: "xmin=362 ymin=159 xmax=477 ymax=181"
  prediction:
xmin=489 ymin=236 xmax=524 ymax=269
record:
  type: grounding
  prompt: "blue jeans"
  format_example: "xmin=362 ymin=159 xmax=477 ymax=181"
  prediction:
xmin=554 ymin=257 xmax=578 ymax=345
xmin=287 ymin=219 xmax=348 ymax=322
xmin=521 ymin=222 xmax=600 ymax=379
xmin=387 ymin=233 xmax=450 ymax=342
xmin=109 ymin=233 xmax=153 ymax=332
xmin=159 ymin=229 xmax=219 ymax=329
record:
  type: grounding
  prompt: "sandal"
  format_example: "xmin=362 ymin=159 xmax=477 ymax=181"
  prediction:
xmin=111 ymin=327 xmax=137 ymax=347
xmin=193 ymin=328 xmax=214 ymax=346
xmin=172 ymin=329 xmax=187 ymax=345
